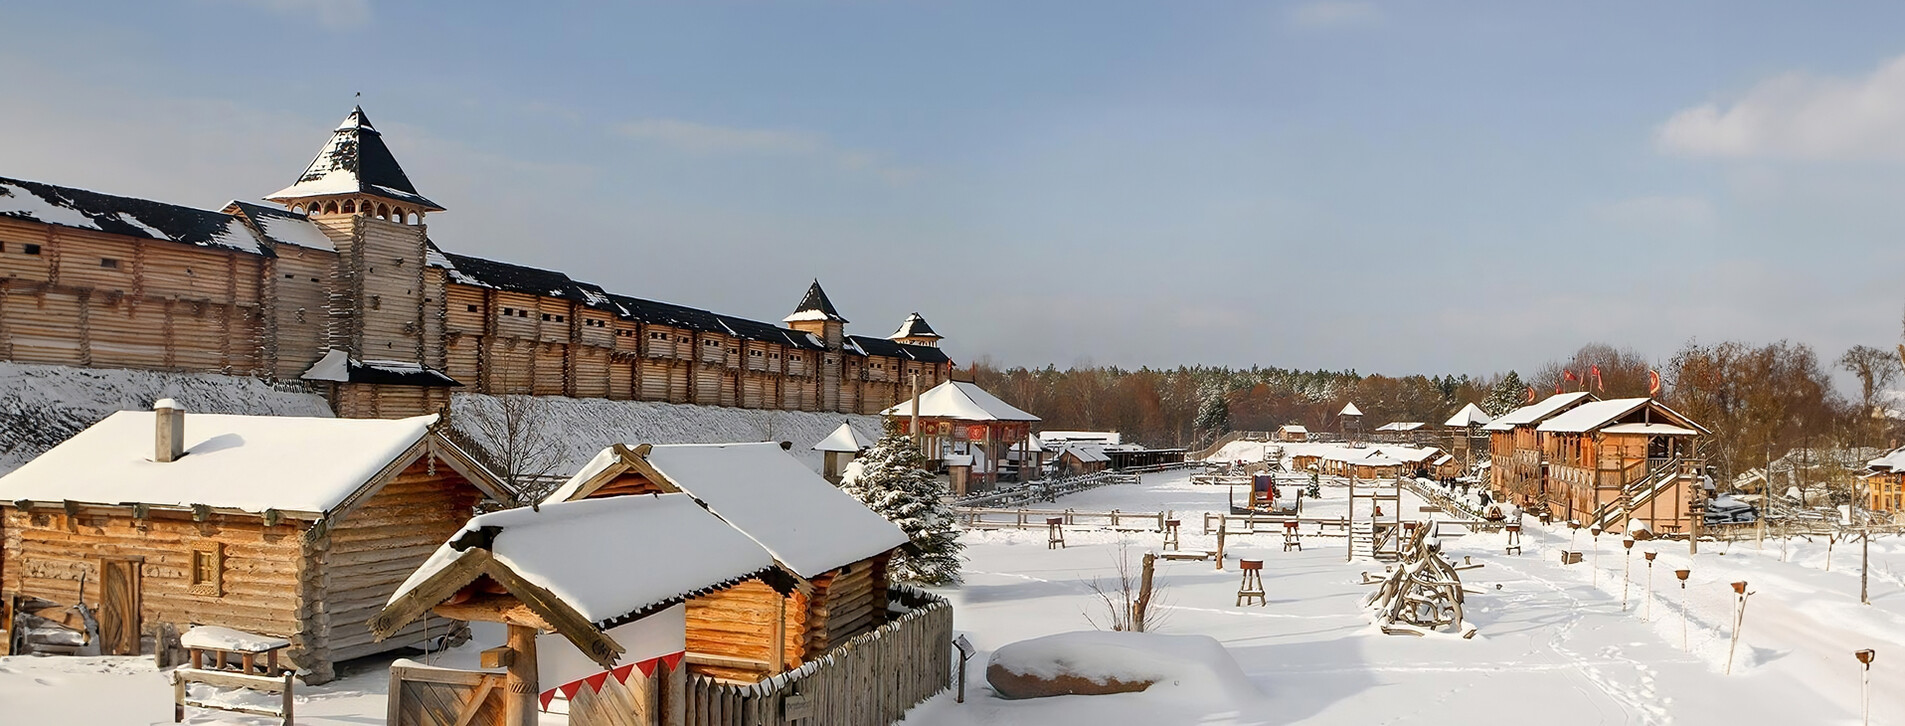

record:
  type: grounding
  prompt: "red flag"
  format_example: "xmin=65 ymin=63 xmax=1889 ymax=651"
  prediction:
xmin=1554 ymin=384 xmax=1563 ymax=394
xmin=1590 ymin=364 xmax=1604 ymax=393
xmin=1648 ymin=370 xmax=1662 ymax=396
xmin=540 ymin=690 xmax=557 ymax=711
xmin=1564 ymin=369 xmax=1578 ymax=382
xmin=584 ymin=671 xmax=611 ymax=693
xmin=1525 ymin=386 xmax=1536 ymax=404
xmin=637 ymin=657 xmax=659 ymax=678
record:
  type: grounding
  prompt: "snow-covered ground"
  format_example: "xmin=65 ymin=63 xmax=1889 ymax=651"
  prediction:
xmin=7 ymin=469 xmax=1905 ymax=724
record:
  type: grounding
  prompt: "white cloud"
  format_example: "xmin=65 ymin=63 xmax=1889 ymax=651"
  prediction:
xmin=1658 ymin=54 xmax=1905 ymax=161
xmin=614 ymin=118 xmax=918 ymax=183
xmin=1288 ymin=1 xmax=1384 ymax=29
xmin=219 ymin=0 xmax=371 ymax=29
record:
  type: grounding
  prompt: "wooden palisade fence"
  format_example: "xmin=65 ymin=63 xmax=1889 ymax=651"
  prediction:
xmin=671 ymin=586 xmax=952 ymax=726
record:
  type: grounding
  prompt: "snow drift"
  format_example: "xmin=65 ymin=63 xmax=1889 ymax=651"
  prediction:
xmin=986 ymin=631 xmax=1262 ymax=702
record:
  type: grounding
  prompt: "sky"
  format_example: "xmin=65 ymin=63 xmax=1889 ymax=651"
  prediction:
xmin=5 ymin=1 xmax=1905 ymax=380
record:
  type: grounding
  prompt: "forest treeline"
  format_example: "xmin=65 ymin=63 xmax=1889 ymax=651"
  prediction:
xmin=972 ymin=339 xmax=1905 ymax=482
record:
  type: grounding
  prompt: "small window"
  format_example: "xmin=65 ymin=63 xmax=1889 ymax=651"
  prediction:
xmin=190 ymin=543 xmax=224 ymax=597
xmin=370 ymin=295 xmax=381 ymax=310
xmin=23 ymin=243 xmax=41 ymax=256
xmin=467 ymin=304 xmax=479 ymax=313
xmin=284 ymin=273 xmax=295 ymax=279
xmin=100 ymin=258 xmax=119 ymax=269
xmin=750 ymin=350 xmax=763 ymax=357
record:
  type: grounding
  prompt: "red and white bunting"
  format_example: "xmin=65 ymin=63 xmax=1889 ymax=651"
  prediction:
xmin=538 ymin=650 xmax=686 ymax=711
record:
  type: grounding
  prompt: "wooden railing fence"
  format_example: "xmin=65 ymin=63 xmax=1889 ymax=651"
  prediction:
xmin=386 ymin=662 xmax=506 ymax=726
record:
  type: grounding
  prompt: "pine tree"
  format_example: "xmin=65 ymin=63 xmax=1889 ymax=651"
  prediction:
xmin=1194 ymin=390 xmax=1230 ymax=443
xmin=1307 ymin=470 xmax=1322 ymax=498
xmin=840 ymin=422 xmax=965 ymax=585
xmin=1484 ymin=370 xmax=1528 ymax=416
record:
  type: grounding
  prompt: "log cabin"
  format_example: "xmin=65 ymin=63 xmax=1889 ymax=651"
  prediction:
xmin=1054 ymin=445 xmax=1111 ymax=476
xmin=1276 ymin=424 xmax=1310 ymax=443
xmin=812 ymin=421 xmax=875 ymax=484
xmin=1865 ymin=448 xmax=1905 ymax=515
xmin=542 ymin=442 xmax=910 ymax=683
xmin=878 ymin=379 xmax=1041 ymax=492
xmin=0 ymin=401 xmax=511 ymax=682
xmin=0 ymin=106 xmax=954 ymax=420
xmin=1484 ymin=392 xmax=1595 ymax=508
xmin=1533 ymin=398 xmax=1708 ymax=532
xmin=374 ymin=493 xmax=782 ymax=725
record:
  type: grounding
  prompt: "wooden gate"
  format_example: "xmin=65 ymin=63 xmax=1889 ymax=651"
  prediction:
xmin=387 ymin=663 xmax=506 ymax=726
xmin=99 ymin=557 xmax=141 ymax=655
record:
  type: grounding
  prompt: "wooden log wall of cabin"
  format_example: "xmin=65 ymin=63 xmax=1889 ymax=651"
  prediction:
xmin=315 ymin=457 xmax=483 ymax=666
xmin=684 ymin=578 xmax=805 ymax=681
xmin=1 ymin=505 xmax=306 ymax=657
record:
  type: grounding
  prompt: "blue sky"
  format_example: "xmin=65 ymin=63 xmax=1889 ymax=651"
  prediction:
xmin=6 ymin=1 xmax=1905 ymax=378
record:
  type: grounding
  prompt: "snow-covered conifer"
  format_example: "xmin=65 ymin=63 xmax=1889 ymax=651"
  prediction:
xmin=840 ymin=422 xmax=964 ymax=584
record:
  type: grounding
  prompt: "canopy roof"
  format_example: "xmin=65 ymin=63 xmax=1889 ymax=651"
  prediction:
xmin=878 ymin=380 xmax=1039 ymax=422
xmin=1482 ymin=392 xmax=1594 ymax=432
xmin=301 ymin=348 xmax=460 ymax=387
xmin=1375 ymin=422 xmax=1425 ymax=432
xmin=1443 ymin=403 xmax=1493 ymax=428
xmin=547 ymin=442 xmax=908 ymax=579
xmin=267 ymin=107 xmax=441 ymax=210
xmin=1339 ymin=402 xmax=1363 ymax=417
xmin=812 ymin=422 xmax=875 ymax=453
xmin=0 ymin=410 xmax=502 ymax=515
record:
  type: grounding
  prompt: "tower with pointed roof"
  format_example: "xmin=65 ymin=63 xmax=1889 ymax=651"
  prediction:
xmin=269 ymin=106 xmax=440 ymax=375
xmin=783 ymin=279 xmax=847 ymax=348
xmin=887 ymin=312 xmax=942 ymax=348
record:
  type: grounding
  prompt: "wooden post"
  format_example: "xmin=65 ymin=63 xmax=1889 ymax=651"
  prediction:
xmin=909 ymin=370 xmax=921 ymax=456
xmin=1215 ymin=523 xmax=1227 ymax=570
xmin=504 ymin=624 xmax=539 ymax=726
xmin=773 ymin=592 xmax=788 ymax=673
xmin=1133 ymin=553 xmax=1156 ymax=632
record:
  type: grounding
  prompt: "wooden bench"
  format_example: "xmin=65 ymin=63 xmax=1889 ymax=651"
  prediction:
xmin=1158 ymin=550 xmax=1219 ymax=562
xmin=173 ymin=669 xmax=294 ymax=725
xmin=172 ymin=626 xmax=295 ymax=724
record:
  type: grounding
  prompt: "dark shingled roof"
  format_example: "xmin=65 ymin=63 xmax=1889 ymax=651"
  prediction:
xmin=301 ymin=349 xmax=461 ymax=387
xmin=788 ymin=280 xmax=848 ymax=323
xmin=438 ymin=252 xmax=617 ymax=311
xmin=0 ymin=175 xmax=266 ymax=254
xmin=268 ymin=107 xmax=442 ymax=211
xmin=224 ymin=201 xmax=333 ymax=251
xmin=888 ymin=312 xmax=941 ymax=340
xmin=847 ymin=335 xmax=953 ymax=365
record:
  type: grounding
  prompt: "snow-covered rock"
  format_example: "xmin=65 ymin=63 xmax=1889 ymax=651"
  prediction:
xmin=985 ymin=631 xmax=1261 ymax=701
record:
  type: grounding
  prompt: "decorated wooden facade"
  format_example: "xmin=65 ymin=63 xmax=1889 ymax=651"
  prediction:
xmin=1865 ymin=448 xmax=1905 ymax=514
xmin=543 ymin=442 xmax=910 ymax=684
xmin=0 ymin=402 xmax=510 ymax=682
xmin=1485 ymin=392 xmax=1593 ymax=502
xmin=1488 ymin=393 xmax=1708 ymax=531
xmin=0 ymin=107 xmax=953 ymax=420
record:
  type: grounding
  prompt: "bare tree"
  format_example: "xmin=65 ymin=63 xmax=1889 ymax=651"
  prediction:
xmin=1083 ymin=545 xmax=1166 ymax=633
xmin=460 ymin=395 xmax=566 ymax=507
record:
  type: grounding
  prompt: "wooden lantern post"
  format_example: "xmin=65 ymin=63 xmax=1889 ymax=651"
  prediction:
xmin=1725 ymin=580 xmax=1753 ymax=676
xmin=1855 ymin=648 xmax=1876 ymax=726
xmin=1590 ymin=525 xmax=1603 ymax=587
xmin=1642 ymin=551 xmax=1658 ymax=621
xmin=1675 ymin=568 xmax=1692 ymax=650
xmin=1621 ymin=538 xmax=1636 ymax=611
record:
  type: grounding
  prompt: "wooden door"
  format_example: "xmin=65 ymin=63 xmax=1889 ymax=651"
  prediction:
xmin=99 ymin=558 xmax=141 ymax=656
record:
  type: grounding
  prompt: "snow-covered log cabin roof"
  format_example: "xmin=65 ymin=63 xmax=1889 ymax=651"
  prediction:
xmin=1443 ymin=403 xmax=1493 ymax=428
xmin=1278 ymin=424 xmax=1309 ymax=434
xmin=267 ymin=107 xmax=442 ymax=211
xmin=1374 ymin=422 xmax=1425 ymax=432
xmin=1339 ymin=402 xmax=1363 ymax=417
xmin=377 ymin=493 xmax=778 ymax=668
xmin=812 ymin=422 xmax=874 ymax=453
xmin=546 ymin=442 xmax=909 ymax=579
xmin=1536 ymin=398 xmax=1707 ymax=435
xmin=1 ymin=176 xmax=269 ymax=255
xmin=0 ymin=410 xmax=507 ymax=516
xmin=1482 ymin=392 xmax=1594 ymax=432
xmin=878 ymin=380 xmax=1039 ymax=422
xmin=301 ymin=348 xmax=461 ymax=387
xmin=1058 ymin=445 xmax=1110 ymax=463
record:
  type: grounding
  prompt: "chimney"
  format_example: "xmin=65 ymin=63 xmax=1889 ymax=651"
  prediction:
xmin=155 ymin=399 xmax=185 ymax=463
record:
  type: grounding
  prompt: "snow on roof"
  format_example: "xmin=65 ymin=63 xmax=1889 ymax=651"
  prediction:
xmin=1060 ymin=445 xmax=1110 ymax=463
xmin=1 ymin=176 xmax=265 ymax=254
xmin=267 ymin=107 xmax=442 ymax=211
xmin=812 ymin=422 xmax=874 ymax=453
xmin=548 ymin=443 xmax=907 ymax=579
xmin=300 ymin=348 xmax=461 ymax=387
xmin=1482 ymin=392 xmax=1593 ymax=431
xmin=888 ymin=312 xmax=941 ymax=340
xmin=390 ymin=494 xmax=774 ymax=626
xmin=1374 ymin=422 xmax=1425 ymax=432
xmin=785 ymin=280 xmax=848 ymax=324
xmin=1278 ymin=424 xmax=1308 ymax=433
xmin=1339 ymin=402 xmax=1363 ymax=417
xmin=1536 ymin=398 xmax=1654 ymax=433
xmin=943 ymin=453 xmax=974 ymax=467
xmin=878 ymin=380 xmax=1040 ymax=422
xmin=1433 ymin=454 xmax=1454 ymax=466
xmin=1601 ymin=422 xmax=1699 ymax=436
xmin=1038 ymin=431 xmax=1121 ymax=446
xmin=0 ymin=410 xmax=437 ymax=514
xmin=1443 ymin=403 xmax=1493 ymax=428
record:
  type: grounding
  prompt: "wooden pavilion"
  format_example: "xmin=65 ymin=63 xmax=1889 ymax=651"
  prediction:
xmin=1484 ymin=392 xmax=1594 ymax=506
xmin=879 ymin=380 xmax=1040 ymax=492
xmin=0 ymin=401 xmax=510 ymax=682
xmin=1533 ymin=398 xmax=1708 ymax=531
xmin=812 ymin=421 xmax=875 ymax=484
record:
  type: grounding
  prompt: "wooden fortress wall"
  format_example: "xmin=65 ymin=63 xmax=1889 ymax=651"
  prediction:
xmin=0 ymin=215 xmax=946 ymax=416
